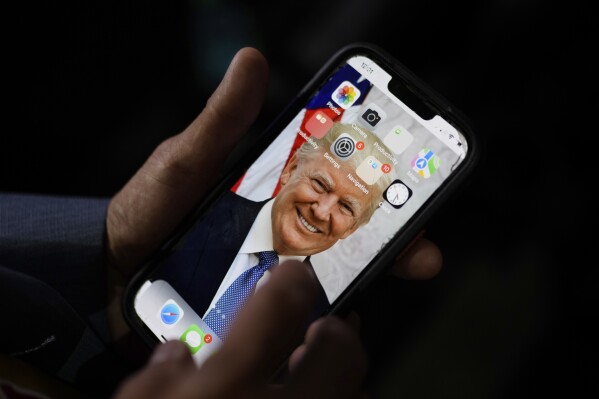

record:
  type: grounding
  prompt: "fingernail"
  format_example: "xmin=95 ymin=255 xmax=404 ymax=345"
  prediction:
xmin=149 ymin=341 xmax=187 ymax=365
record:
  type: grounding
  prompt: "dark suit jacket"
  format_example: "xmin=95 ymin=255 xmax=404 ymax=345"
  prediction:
xmin=154 ymin=190 xmax=330 ymax=321
xmin=0 ymin=193 xmax=134 ymax=395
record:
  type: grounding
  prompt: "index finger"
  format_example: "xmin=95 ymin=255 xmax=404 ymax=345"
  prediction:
xmin=197 ymin=260 xmax=318 ymax=389
xmin=391 ymin=236 xmax=443 ymax=280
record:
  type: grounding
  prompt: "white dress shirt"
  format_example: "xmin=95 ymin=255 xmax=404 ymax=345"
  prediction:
xmin=202 ymin=198 xmax=305 ymax=318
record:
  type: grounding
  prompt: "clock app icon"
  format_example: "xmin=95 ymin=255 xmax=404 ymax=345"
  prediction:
xmin=383 ymin=179 xmax=412 ymax=209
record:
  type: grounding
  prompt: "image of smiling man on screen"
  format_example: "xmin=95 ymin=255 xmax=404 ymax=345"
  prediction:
xmin=157 ymin=122 xmax=395 ymax=340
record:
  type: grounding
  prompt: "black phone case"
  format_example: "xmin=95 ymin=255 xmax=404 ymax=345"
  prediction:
xmin=122 ymin=41 xmax=482 ymax=352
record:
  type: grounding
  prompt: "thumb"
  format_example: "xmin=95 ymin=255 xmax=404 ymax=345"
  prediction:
xmin=107 ymin=47 xmax=269 ymax=274
xmin=112 ymin=341 xmax=195 ymax=399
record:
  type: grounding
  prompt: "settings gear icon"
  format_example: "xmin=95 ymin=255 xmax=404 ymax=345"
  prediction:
xmin=332 ymin=134 xmax=356 ymax=158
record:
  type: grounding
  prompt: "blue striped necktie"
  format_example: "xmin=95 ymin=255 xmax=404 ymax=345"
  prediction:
xmin=204 ymin=251 xmax=279 ymax=340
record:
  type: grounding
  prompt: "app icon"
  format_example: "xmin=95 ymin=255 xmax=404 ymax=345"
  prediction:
xmin=384 ymin=125 xmax=414 ymax=154
xmin=360 ymin=103 xmax=386 ymax=127
xmin=159 ymin=299 xmax=184 ymax=327
xmin=305 ymin=111 xmax=334 ymax=139
xmin=411 ymin=148 xmax=440 ymax=178
xmin=383 ymin=179 xmax=412 ymax=209
xmin=356 ymin=155 xmax=385 ymax=185
xmin=331 ymin=81 xmax=361 ymax=109
xmin=330 ymin=133 xmax=356 ymax=159
xmin=180 ymin=324 xmax=205 ymax=354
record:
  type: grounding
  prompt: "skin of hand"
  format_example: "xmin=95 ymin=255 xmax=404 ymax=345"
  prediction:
xmin=113 ymin=261 xmax=369 ymax=399
xmin=104 ymin=47 xmax=443 ymax=395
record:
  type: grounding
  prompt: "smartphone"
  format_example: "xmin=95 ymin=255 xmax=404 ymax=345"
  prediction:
xmin=123 ymin=42 xmax=480 ymax=366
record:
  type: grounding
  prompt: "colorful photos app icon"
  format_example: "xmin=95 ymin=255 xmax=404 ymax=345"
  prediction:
xmin=384 ymin=125 xmax=414 ymax=154
xmin=180 ymin=324 xmax=208 ymax=354
xmin=383 ymin=179 xmax=412 ymax=209
xmin=159 ymin=299 xmax=184 ymax=327
xmin=330 ymin=133 xmax=356 ymax=160
xmin=411 ymin=149 xmax=440 ymax=178
xmin=360 ymin=103 xmax=386 ymax=128
xmin=356 ymin=155 xmax=388 ymax=185
xmin=305 ymin=111 xmax=334 ymax=139
xmin=332 ymin=81 xmax=361 ymax=109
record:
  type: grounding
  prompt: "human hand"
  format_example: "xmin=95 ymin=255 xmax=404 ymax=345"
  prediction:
xmin=103 ymin=46 xmax=442 ymax=373
xmin=113 ymin=260 xmax=368 ymax=399
xmin=104 ymin=47 xmax=270 ymax=345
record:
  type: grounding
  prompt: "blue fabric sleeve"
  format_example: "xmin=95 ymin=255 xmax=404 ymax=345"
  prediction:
xmin=0 ymin=192 xmax=110 ymax=316
xmin=0 ymin=193 xmax=136 ymax=396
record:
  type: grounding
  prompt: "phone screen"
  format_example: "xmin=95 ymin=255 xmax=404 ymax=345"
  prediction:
xmin=130 ymin=52 xmax=471 ymax=364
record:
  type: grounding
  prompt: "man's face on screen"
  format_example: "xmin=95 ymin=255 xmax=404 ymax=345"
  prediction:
xmin=271 ymin=151 xmax=373 ymax=256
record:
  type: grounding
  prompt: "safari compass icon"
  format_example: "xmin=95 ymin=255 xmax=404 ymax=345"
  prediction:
xmin=159 ymin=299 xmax=184 ymax=327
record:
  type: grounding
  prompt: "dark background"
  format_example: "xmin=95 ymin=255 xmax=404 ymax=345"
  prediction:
xmin=2 ymin=0 xmax=597 ymax=397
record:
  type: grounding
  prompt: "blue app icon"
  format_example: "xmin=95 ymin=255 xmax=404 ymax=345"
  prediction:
xmin=159 ymin=299 xmax=184 ymax=326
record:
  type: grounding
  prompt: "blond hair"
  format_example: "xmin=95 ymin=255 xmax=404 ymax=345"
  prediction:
xmin=296 ymin=122 xmax=396 ymax=224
